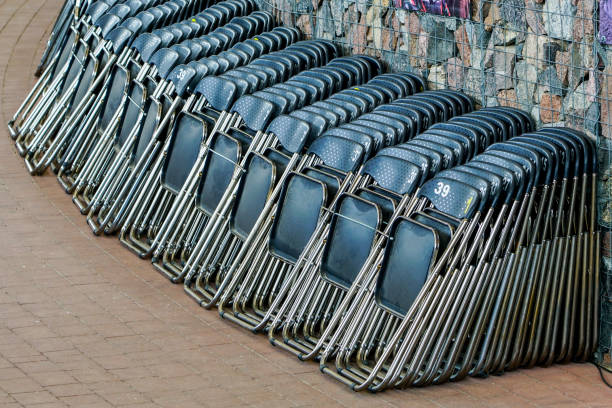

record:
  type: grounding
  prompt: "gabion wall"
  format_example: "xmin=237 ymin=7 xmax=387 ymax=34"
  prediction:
xmin=255 ymin=0 xmax=612 ymax=368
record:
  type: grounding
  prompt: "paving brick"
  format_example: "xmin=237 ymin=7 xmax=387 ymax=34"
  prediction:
xmin=0 ymin=377 xmax=43 ymax=393
xmin=11 ymin=390 xmax=58 ymax=405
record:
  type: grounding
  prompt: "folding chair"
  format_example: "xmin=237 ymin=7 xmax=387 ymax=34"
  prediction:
xmin=116 ymin=39 xmax=338 ymax=259
xmin=180 ymin=72 xmax=426 ymax=309
xmin=311 ymin=125 xmax=597 ymax=392
xmin=9 ymin=0 xmax=118 ymax=140
xmin=256 ymin=92 xmax=472 ymax=357
xmin=23 ymin=0 xmax=241 ymax=175
xmin=90 ymin=24 xmax=303 ymax=237
xmin=64 ymin=10 xmax=267 ymax=211
xmin=16 ymin=1 xmax=144 ymax=153
xmin=213 ymin=89 xmax=478 ymax=333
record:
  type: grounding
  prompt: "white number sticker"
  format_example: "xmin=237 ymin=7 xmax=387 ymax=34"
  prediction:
xmin=434 ymin=182 xmax=450 ymax=198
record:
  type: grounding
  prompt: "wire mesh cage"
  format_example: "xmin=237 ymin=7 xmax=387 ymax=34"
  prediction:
xmin=255 ymin=0 xmax=611 ymax=369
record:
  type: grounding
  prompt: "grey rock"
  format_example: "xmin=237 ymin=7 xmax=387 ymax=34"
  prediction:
xmin=538 ymin=66 xmax=564 ymax=96
xmin=296 ymin=0 xmax=313 ymax=13
xmin=544 ymin=42 xmax=561 ymax=65
xmin=356 ymin=0 xmax=368 ymax=14
xmin=427 ymin=64 xmax=447 ymax=90
xmin=515 ymin=61 xmax=537 ymax=107
xmin=465 ymin=21 xmax=491 ymax=49
xmin=493 ymin=24 xmax=518 ymax=45
xmin=543 ymin=0 xmax=576 ymax=41
xmin=396 ymin=8 xmax=407 ymax=24
xmin=388 ymin=51 xmax=419 ymax=74
xmin=486 ymin=96 xmax=500 ymax=107
xmin=446 ymin=57 xmax=467 ymax=90
xmin=486 ymin=46 xmax=516 ymax=91
xmin=472 ymin=36 xmax=495 ymax=69
xmin=500 ymin=0 xmax=526 ymax=30
xmin=421 ymin=22 xmax=456 ymax=64
xmin=585 ymin=102 xmax=600 ymax=137
xmin=523 ymin=30 xmax=549 ymax=69
xmin=330 ymin=0 xmax=344 ymax=37
xmin=564 ymin=81 xmax=590 ymax=114
xmin=421 ymin=13 xmax=457 ymax=32
xmin=315 ymin=0 xmax=334 ymax=40
xmin=531 ymin=105 xmax=542 ymax=127
xmin=465 ymin=69 xmax=485 ymax=104
xmin=516 ymin=43 xmax=524 ymax=59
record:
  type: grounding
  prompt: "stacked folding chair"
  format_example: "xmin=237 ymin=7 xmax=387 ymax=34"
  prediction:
xmin=177 ymin=70 xmax=433 ymax=307
xmin=63 ymin=7 xmax=273 ymax=206
xmin=83 ymin=24 xmax=307 ymax=236
xmin=10 ymin=0 xmax=126 ymax=142
xmin=254 ymin=106 xmax=528 ymax=359
xmin=213 ymin=88 xmax=483 ymax=331
xmin=115 ymin=39 xmax=343 ymax=258
xmin=58 ymin=1 xmax=264 ymax=195
xmin=11 ymin=0 xmax=219 ymax=174
xmin=147 ymin=54 xmax=395 ymax=283
xmin=294 ymin=125 xmax=599 ymax=391
xmin=35 ymin=0 xmax=84 ymax=77
xmin=6 ymin=0 xmax=601 ymax=392
xmin=212 ymin=94 xmax=483 ymax=333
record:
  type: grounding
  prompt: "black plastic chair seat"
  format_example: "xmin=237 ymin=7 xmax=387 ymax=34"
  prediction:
xmin=340 ymin=123 xmax=385 ymax=153
xmin=196 ymin=132 xmax=242 ymax=215
xmin=417 ymin=133 xmax=467 ymax=165
xmin=269 ymin=173 xmax=328 ymax=263
xmin=323 ymin=128 xmax=374 ymax=158
xmin=230 ymin=94 xmax=277 ymax=131
xmin=272 ymin=83 xmax=307 ymax=109
xmin=356 ymin=188 xmax=397 ymax=222
xmin=379 ymin=146 xmax=431 ymax=186
xmin=131 ymin=98 xmax=162 ymax=164
xmin=230 ymin=153 xmax=277 ymax=240
xmin=286 ymin=81 xmax=320 ymax=105
xmin=419 ymin=177 xmax=481 ymax=219
xmin=312 ymin=101 xmax=350 ymax=123
xmin=302 ymin=106 xmax=340 ymax=128
xmin=375 ymin=217 xmax=439 ymax=317
xmin=252 ymin=91 xmax=290 ymax=116
xmin=328 ymin=94 xmax=367 ymax=117
xmin=265 ymin=88 xmax=299 ymax=112
xmin=115 ymin=82 xmax=144 ymax=148
xmin=160 ymin=112 xmax=207 ymax=194
xmin=265 ymin=115 xmax=311 ymax=154
xmin=438 ymin=169 xmax=492 ymax=211
xmin=320 ymin=194 xmax=381 ymax=289
xmin=289 ymin=110 xmax=328 ymax=144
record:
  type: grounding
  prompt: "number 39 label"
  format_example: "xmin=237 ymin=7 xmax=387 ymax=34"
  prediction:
xmin=434 ymin=182 xmax=450 ymax=198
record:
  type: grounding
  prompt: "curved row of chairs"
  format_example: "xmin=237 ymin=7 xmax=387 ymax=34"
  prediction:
xmin=9 ymin=0 xmax=600 ymax=392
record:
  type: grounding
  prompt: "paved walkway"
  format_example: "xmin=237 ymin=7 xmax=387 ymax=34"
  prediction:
xmin=0 ymin=1 xmax=611 ymax=407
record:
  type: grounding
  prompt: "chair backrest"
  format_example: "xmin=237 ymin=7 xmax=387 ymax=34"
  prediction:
xmin=99 ymin=67 xmax=128 ymax=132
xmin=195 ymin=132 xmax=242 ymax=215
xmin=320 ymin=194 xmax=381 ymax=290
xmin=115 ymin=82 xmax=145 ymax=148
xmin=268 ymin=173 xmax=327 ymax=263
xmin=362 ymin=155 xmax=422 ymax=195
xmin=230 ymin=153 xmax=277 ymax=240
xmin=131 ymin=98 xmax=162 ymax=163
xmin=160 ymin=112 xmax=207 ymax=194
xmin=375 ymin=217 xmax=439 ymax=317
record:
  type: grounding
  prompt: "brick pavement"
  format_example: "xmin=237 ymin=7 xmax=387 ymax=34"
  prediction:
xmin=0 ymin=1 xmax=611 ymax=406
